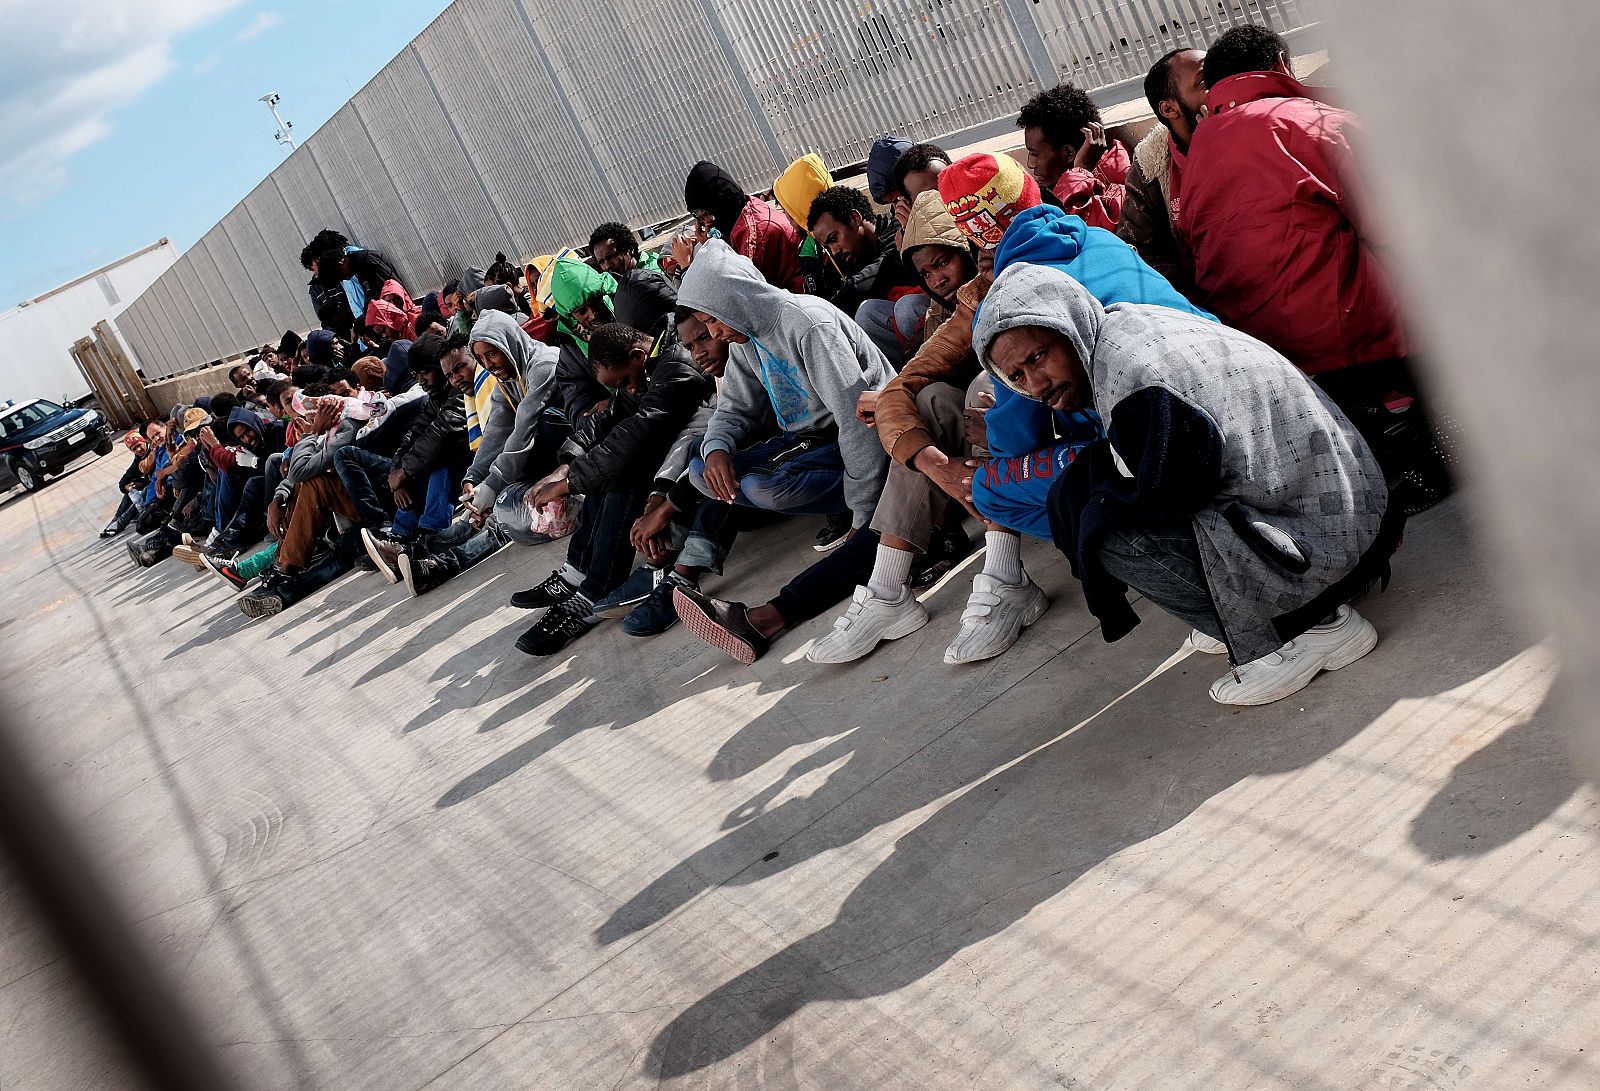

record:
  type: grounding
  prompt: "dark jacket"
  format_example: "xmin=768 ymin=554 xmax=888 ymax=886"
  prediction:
xmin=564 ymin=338 xmax=714 ymax=496
xmin=830 ymin=213 xmax=919 ymax=318
xmin=555 ymin=338 xmax=609 ymax=425
xmin=118 ymin=455 xmax=148 ymax=494
xmin=391 ymin=385 xmax=467 ymax=480
xmin=611 ymin=267 xmax=678 ymax=336
xmin=308 ymin=247 xmax=403 ymax=336
xmin=228 ymin=406 xmax=286 ymax=463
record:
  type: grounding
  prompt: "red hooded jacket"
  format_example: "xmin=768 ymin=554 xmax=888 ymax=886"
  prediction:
xmin=1050 ymin=138 xmax=1130 ymax=233
xmin=1177 ymin=71 xmax=1408 ymax=374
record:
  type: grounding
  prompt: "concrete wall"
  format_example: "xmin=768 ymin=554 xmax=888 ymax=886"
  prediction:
xmin=142 ymin=362 xmax=242 ymax=418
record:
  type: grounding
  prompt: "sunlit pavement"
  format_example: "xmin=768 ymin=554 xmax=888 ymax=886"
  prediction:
xmin=1 ymin=453 xmax=1594 ymax=1090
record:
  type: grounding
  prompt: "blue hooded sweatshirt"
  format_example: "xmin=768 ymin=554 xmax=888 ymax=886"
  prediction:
xmin=971 ymin=205 xmax=1214 ymax=538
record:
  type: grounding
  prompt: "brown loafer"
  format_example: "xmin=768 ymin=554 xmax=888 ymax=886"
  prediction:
xmin=672 ymin=585 xmax=769 ymax=665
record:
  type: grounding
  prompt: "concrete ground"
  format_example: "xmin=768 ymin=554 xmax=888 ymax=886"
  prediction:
xmin=0 ymin=452 xmax=1595 ymax=1090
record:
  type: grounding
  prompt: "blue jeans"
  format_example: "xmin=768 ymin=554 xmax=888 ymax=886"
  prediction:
xmin=392 ymin=464 xmax=458 ymax=537
xmin=334 ymin=446 xmax=397 ymax=529
xmin=567 ymin=479 xmax=655 ymax=600
xmin=689 ymin=434 xmax=849 ymax=517
xmin=855 ymin=294 xmax=931 ymax=368
xmin=423 ymin=482 xmax=573 ymax=581
xmin=1096 ymin=524 xmax=1223 ymax=641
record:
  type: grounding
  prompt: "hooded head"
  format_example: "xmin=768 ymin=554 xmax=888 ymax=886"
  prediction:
xmin=866 ymin=133 xmax=914 ymax=203
xmin=937 ymin=153 xmax=1042 ymax=252
xmin=900 ymin=189 xmax=977 ymax=308
xmin=972 ymin=262 xmax=1103 ymax=409
xmin=773 ymin=154 xmax=832 ymax=230
xmin=228 ymin=405 xmax=267 ymax=450
xmin=677 ymin=239 xmax=794 ymax=344
xmin=548 ymin=257 xmax=616 ymax=349
xmin=276 ymin=329 xmax=303 ymax=358
xmin=474 ymin=283 xmax=523 ymax=317
xmin=684 ymin=161 xmax=749 ymax=239
xmin=306 ymin=329 xmax=341 ymax=368
xmin=458 ymin=266 xmax=486 ymax=299
xmin=468 ymin=310 xmax=536 ymax=380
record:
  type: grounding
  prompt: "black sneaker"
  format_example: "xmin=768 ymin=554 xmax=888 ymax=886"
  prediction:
xmin=515 ymin=597 xmax=598 ymax=656
xmin=672 ymin=585 xmax=771 ymax=664
xmin=238 ymin=571 xmax=291 ymax=618
xmin=510 ymin=570 xmax=579 ymax=610
xmin=99 ymin=520 xmax=121 ymax=538
xmin=814 ymin=512 xmax=851 ymax=552
xmin=398 ymin=552 xmax=447 ymax=598
xmin=622 ymin=571 xmax=692 ymax=637
xmin=590 ymin=565 xmax=666 ymax=619
xmin=910 ymin=526 xmax=974 ymax=589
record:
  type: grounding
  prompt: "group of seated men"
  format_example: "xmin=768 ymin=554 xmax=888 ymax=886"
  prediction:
xmin=104 ymin=26 xmax=1430 ymax=707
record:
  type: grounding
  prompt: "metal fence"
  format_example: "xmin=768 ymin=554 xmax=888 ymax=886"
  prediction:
xmin=118 ymin=0 xmax=1326 ymax=380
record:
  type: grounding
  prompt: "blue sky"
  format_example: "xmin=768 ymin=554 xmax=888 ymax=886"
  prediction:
xmin=0 ymin=0 xmax=450 ymax=305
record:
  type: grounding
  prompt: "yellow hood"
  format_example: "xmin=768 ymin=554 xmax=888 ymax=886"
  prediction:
xmin=772 ymin=153 xmax=832 ymax=229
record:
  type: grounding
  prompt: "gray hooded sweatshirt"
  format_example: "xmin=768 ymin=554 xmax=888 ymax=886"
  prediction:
xmin=466 ymin=310 xmax=560 ymax=510
xmin=678 ymin=239 xmax=893 ymax=527
xmin=973 ymin=262 xmax=1390 ymax=661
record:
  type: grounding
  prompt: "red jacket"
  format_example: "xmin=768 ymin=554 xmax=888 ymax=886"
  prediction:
xmin=1178 ymin=71 xmax=1408 ymax=374
xmin=729 ymin=198 xmax=805 ymax=293
xmin=1050 ymin=138 xmax=1130 ymax=232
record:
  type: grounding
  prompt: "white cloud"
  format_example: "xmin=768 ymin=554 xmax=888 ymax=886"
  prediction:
xmin=0 ymin=0 xmax=241 ymax=203
xmin=234 ymin=11 xmax=283 ymax=43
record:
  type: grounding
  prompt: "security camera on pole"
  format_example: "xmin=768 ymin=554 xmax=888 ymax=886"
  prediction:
xmin=260 ymin=92 xmax=295 ymax=150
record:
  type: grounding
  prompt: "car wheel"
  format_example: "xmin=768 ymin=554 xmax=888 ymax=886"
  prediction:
xmin=95 ymin=440 xmax=114 ymax=456
xmin=14 ymin=459 xmax=42 ymax=492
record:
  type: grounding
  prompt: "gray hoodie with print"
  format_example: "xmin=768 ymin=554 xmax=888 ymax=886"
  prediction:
xmin=677 ymin=239 xmax=893 ymax=527
xmin=466 ymin=310 xmax=560 ymax=510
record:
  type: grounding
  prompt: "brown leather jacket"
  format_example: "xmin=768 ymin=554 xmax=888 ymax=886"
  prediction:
xmin=874 ymin=192 xmax=991 ymax=465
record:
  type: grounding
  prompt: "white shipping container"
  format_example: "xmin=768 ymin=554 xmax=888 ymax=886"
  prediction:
xmin=0 ymin=241 xmax=178 ymax=405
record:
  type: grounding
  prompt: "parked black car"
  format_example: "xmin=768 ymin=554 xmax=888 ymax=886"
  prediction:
xmin=0 ymin=399 xmax=114 ymax=492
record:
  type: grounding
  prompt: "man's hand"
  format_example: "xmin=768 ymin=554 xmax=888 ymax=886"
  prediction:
xmin=266 ymin=499 xmax=284 ymax=540
xmin=459 ymin=481 xmax=478 ymax=507
xmin=392 ymin=483 xmax=416 ymax=511
xmin=630 ymin=494 xmax=676 ymax=562
xmin=702 ymin=449 xmax=739 ymax=503
xmin=387 ymin=467 xmax=406 ymax=492
xmin=670 ymin=233 xmax=697 ymax=274
xmin=891 ymin=195 xmax=913 ymax=227
xmin=196 ymin=426 xmax=218 ymax=448
xmin=529 ymin=476 xmax=570 ymax=509
xmin=912 ymin=446 xmax=983 ymax=520
xmin=963 ymin=389 xmax=995 ymax=450
xmin=463 ymin=502 xmax=488 ymax=530
xmin=855 ymin=389 xmax=880 ymax=428
xmin=311 ymin=400 xmax=342 ymax=435
xmin=1073 ymin=121 xmax=1108 ymax=172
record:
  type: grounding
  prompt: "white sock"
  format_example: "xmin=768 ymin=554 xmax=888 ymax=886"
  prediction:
xmin=559 ymin=563 xmax=585 ymax=587
xmin=866 ymin=544 xmax=915 ymax=601
xmin=981 ymin=530 xmax=1024 ymax=586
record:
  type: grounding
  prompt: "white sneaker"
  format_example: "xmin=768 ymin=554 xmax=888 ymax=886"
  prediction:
xmin=1208 ymin=606 xmax=1377 ymax=706
xmin=807 ymin=586 xmax=930 ymax=664
xmin=943 ymin=574 xmax=1048 ymax=665
xmin=1189 ymin=629 xmax=1227 ymax=654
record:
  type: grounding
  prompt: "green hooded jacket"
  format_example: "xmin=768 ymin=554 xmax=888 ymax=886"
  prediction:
xmin=548 ymin=258 xmax=616 ymax=357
